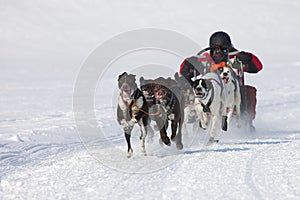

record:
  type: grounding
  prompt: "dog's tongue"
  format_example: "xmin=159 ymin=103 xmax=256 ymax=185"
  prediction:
xmin=122 ymin=92 xmax=130 ymax=100
xmin=222 ymin=78 xmax=228 ymax=84
xmin=155 ymin=95 xmax=162 ymax=100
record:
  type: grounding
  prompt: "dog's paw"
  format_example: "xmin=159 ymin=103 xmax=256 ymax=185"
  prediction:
xmin=129 ymin=118 xmax=137 ymax=125
xmin=171 ymin=134 xmax=176 ymax=142
xmin=199 ymin=120 xmax=207 ymax=130
xmin=161 ymin=136 xmax=171 ymax=146
xmin=127 ymin=148 xmax=133 ymax=158
xmin=176 ymin=142 xmax=183 ymax=150
xmin=206 ymin=137 xmax=219 ymax=146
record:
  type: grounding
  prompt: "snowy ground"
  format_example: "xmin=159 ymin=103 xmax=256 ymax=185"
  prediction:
xmin=1 ymin=1 xmax=300 ymax=200
xmin=1 ymin=62 xmax=300 ymax=199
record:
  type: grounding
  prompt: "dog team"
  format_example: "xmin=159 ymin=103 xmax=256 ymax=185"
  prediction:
xmin=117 ymin=31 xmax=263 ymax=157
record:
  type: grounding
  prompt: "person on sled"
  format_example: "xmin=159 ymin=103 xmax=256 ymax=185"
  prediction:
xmin=179 ymin=31 xmax=263 ymax=131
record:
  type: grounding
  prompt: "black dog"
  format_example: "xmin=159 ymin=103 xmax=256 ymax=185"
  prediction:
xmin=117 ymin=72 xmax=149 ymax=158
xmin=140 ymin=76 xmax=184 ymax=150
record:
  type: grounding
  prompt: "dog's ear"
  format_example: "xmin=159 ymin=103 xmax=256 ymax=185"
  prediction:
xmin=139 ymin=76 xmax=145 ymax=84
xmin=118 ymin=72 xmax=127 ymax=81
xmin=218 ymin=67 xmax=224 ymax=74
xmin=174 ymin=72 xmax=179 ymax=80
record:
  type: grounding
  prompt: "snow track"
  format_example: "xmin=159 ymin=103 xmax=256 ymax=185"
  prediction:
xmin=1 ymin=64 xmax=300 ymax=199
xmin=1 ymin=120 xmax=299 ymax=199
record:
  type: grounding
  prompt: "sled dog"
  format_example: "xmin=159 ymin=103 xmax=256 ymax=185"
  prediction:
xmin=219 ymin=66 xmax=241 ymax=128
xmin=140 ymin=76 xmax=184 ymax=150
xmin=193 ymin=72 xmax=226 ymax=143
xmin=117 ymin=72 xmax=149 ymax=158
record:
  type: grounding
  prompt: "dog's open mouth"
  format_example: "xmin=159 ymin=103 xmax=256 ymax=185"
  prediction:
xmin=122 ymin=90 xmax=131 ymax=101
xmin=195 ymin=92 xmax=205 ymax=98
xmin=222 ymin=77 xmax=229 ymax=84
xmin=155 ymin=94 xmax=164 ymax=100
xmin=154 ymin=88 xmax=166 ymax=100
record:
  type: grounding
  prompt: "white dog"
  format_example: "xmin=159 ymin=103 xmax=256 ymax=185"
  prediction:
xmin=219 ymin=66 xmax=241 ymax=129
xmin=193 ymin=72 xmax=226 ymax=144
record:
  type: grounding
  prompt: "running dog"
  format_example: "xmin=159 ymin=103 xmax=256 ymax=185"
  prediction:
xmin=117 ymin=72 xmax=149 ymax=158
xmin=219 ymin=66 xmax=241 ymax=128
xmin=140 ymin=76 xmax=184 ymax=150
xmin=174 ymin=72 xmax=198 ymax=125
xmin=193 ymin=72 xmax=227 ymax=144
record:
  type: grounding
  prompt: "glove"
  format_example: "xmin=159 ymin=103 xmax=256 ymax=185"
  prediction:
xmin=237 ymin=51 xmax=252 ymax=64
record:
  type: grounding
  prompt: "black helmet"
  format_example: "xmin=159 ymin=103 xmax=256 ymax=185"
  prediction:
xmin=209 ymin=31 xmax=232 ymax=49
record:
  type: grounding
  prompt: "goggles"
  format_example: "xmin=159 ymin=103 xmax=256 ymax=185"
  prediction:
xmin=211 ymin=46 xmax=229 ymax=55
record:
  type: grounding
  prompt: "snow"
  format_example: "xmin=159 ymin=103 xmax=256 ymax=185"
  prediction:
xmin=1 ymin=0 xmax=300 ymax=199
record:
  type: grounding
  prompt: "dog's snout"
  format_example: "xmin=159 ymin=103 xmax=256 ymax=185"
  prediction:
xmin=195 ymin=87 xmax=201 ymax=92
xmin=223 ymin=72 xmax=228 ymax=77
xmin=157 ymin=89 xmax=164 ymax=96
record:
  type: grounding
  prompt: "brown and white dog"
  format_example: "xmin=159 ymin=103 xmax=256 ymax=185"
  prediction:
xmin=140 ymin=76 xmax=184 ymax=150
xmin=117 ymin=72 xmax=149 ymax=158
xmin=218 ymin=66 xmax=241 ymax=129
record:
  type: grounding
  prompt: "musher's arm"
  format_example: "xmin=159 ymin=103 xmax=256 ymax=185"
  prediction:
xmin=236 ymin=51 xmax=263 ymax=73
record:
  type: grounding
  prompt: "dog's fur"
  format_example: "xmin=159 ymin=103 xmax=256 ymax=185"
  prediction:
xmin=174 ymin=72 xmax=198 ymax=126
xmin=140 ymin=76 xmax=184 ymax=150
xmin=117 ymin=72 xmax=148 ymax=158
xmin=218 ymin=66 xmax=242 ymax=128
xmin=193 ymin=72 xmax=226 ymax=142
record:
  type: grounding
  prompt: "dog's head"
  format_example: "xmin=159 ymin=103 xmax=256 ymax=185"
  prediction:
xmin=140 ymin=76 xmax=176 ymax=104
xmin=218 ymin=66 xmax=233 ymax=84
xmin=139 ymin=76 xmax=155 ymax=100
xmin=193 ymin=78 xmax=212 ymax=99
xmin=153 ymin=77 xmax=177 ymax=101
xmin=118 ymin=72 xmax=138 ymax=101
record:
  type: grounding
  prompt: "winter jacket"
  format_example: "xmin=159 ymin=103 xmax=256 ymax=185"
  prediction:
xmin=179 ymin=50 xmax=263 ymax=80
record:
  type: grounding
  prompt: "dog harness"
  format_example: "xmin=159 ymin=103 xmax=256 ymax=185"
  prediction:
xmin=157 ymin=91 xmax=176 ymax=119
xmin=198 ymin=77 xmax=223 ymax=113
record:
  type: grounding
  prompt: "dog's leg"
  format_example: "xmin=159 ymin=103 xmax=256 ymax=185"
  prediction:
xmin=200 ymin=110 xmax=208 ymax=130
xmin=124 ymin=131 xmax=133 ymax=158
xmin=176 ymin=119 xmax=183 ymax=150
xmin=155 ymin=117 xmax=171 ymax=146
xmin=196 ymin=105 xmax=208 ymax=130
xmin=160 ymin=127 xmax=171 ymax=146
xmin=235 ymin=91 xmax=242 ymax=128
xmin=220 ymin=102 xmax=228 ymax=132
xmin=209 ymin=113 xmax=219 ymax=140
xmin=235 ymin=104 xmax=241 ymax=128
xmin=157 ymin=123 xmax=171 ymax=146
xmin=171 ymin=120 xmax=178 ymax=141
xmin=138 ymin=119 xmax=147 ymax=155
xmin=146 ymin=124 xmax=154 ymax=143
xmin=227 ymin=105 xmax=234 ymax=129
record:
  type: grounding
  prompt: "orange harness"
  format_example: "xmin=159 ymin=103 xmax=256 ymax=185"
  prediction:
xmin=210 ymin=61 xmax=226 ymax=72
